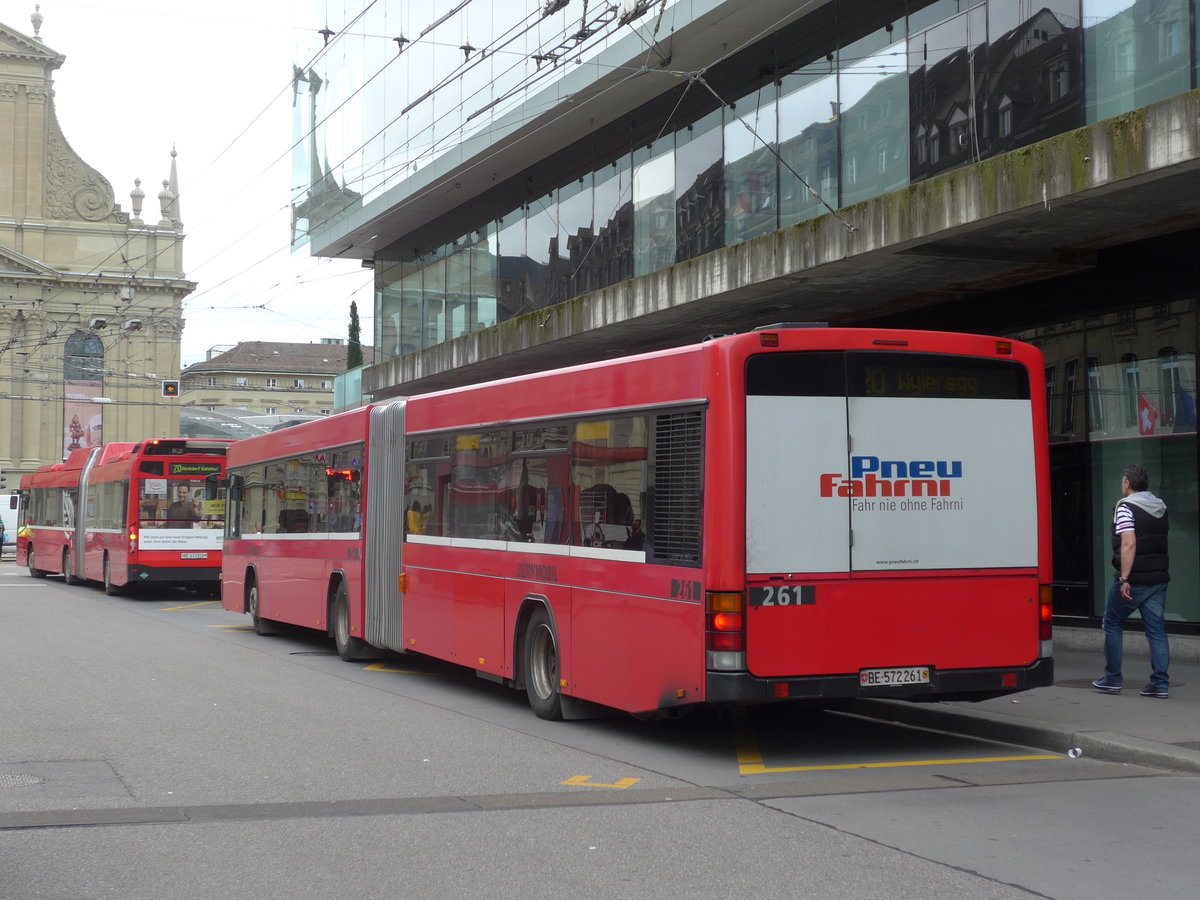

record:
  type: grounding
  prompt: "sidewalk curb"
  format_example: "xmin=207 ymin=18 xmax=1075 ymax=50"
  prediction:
xmin=850 ymin=698 xmax=1200 ymax=776
xmin=1055 ymin=625 xmax=1200 ymax=663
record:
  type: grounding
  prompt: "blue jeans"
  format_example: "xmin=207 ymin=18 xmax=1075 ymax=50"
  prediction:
xmin=1102 ymin=579 xmax=1170 ymax=691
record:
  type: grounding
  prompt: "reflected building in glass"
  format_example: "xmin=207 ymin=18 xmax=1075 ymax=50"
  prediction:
xmin=296 ymin=0 xmax=1200 ymax=633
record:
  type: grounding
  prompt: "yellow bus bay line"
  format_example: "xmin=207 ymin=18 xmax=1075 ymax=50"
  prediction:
xmin=734 ymin=718 xmax=1059 ymax=775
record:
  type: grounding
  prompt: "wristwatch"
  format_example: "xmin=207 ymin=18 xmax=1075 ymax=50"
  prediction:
xmin=1119 ymin=576 xmax=1129 ymax=583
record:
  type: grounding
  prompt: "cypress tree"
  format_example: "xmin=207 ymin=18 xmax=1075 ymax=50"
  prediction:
xmin=347 ymin=301 xmax=363 ymax=369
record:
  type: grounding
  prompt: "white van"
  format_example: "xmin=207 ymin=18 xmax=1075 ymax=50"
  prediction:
xmin=1 ymin=493 xmax=20 ymax=556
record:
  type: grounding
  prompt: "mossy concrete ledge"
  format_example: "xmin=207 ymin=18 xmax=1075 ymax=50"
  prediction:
xmin=365 ymin=91 xmax=1200 ymax=399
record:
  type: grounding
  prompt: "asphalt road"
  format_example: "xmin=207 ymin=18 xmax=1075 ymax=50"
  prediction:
xmin=3 ymin=564 xmax=1199 ymax=899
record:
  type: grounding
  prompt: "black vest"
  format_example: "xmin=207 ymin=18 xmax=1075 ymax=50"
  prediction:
xmin=1111 ymin=502 xmax=1170 ymax=584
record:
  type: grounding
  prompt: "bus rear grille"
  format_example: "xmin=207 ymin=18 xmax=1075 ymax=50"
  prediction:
xmin=652 ymin=411 xmax=703 ymax=564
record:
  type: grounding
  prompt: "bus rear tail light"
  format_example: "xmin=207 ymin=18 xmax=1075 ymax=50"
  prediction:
xmin=128 ymin=528 xmax=137 ymax=554
xmin=995 ymin=340 xmax=1013 ymax=355
xmin=707 ymin=592 xmax=746 ymax=671
xmin=1038 ymin=584 xmax=1053 ymax=656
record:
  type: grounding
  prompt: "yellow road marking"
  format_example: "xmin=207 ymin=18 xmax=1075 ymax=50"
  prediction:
xmin=363 ymin=662 xmax=435 ymax=675
xmin=560 ymin=776 xmax=641 ymax=789
xmin=734 ymin=717 xmax=1059 ymax=775
xmin=738 ymin=754 xmax=1062 ymax=774
xmin=160 ymin=600 xmax=221 ymax=611
xmin=207 ymin=624 xmax=255 ymax=632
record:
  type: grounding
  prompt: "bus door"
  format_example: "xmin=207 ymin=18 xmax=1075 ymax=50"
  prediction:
xmin=73 ymin=448 xmax=102 ymax=580
xmin=744 ymin=350 xmax=1039 ymax=678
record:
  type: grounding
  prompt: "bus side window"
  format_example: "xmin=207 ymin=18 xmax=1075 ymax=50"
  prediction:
xmin=225 ymin=474 xmax=244 ymax=539
xmin=327 ymin=447 xmax=363 ymax=534
xmin=570 ymin=417 xmax=648 ymax=551
xmin=449 ymin=430 xmax=508 ymax=541
xmin=278 ymin=508 xmax=310 ymax=533
xmin=263 ymin=463 xmax=286 ymax=534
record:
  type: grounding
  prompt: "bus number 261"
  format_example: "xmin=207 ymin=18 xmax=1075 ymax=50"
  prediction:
xmin=749 ymin=585 xmax=815 ymax=607
xmin=671 ymin=579 xmax=701 ymax=601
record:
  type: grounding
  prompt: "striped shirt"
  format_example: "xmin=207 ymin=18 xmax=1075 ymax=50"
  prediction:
xmin=1114 ymin=502 xmax=1135 ymax=534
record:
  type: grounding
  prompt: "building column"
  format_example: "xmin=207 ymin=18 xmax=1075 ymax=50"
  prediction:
xmin=0 ymin=311 xmax=14 ymax=469
xmin=19 ymin=312 xmax=52 ymax=467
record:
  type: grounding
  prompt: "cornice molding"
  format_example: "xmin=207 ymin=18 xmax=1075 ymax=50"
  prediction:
xmin=0 ymin=23 xmax=64 ymax=69
xmin=0 ymin=245 xmax=57 ymax=276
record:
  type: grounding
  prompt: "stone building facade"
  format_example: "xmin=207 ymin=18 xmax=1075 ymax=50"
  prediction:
xmin=180 ymin=341 xmax=373 ymax=417
xmin=0 ymin=15 xmax=191 ymax=479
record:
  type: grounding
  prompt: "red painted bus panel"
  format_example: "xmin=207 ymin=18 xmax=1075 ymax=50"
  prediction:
xmin=569 ymin=578 xmax=705 ymax=714
xmin=746 ymin=573 xmax=1041 ymax=678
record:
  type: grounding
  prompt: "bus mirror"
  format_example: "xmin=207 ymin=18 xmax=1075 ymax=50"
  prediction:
xmin=228 ymin=475 xmax=244 ymax=502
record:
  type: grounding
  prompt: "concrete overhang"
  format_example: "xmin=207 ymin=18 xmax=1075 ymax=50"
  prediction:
xmin=364 ymin=92 xmax=1200 ymax=400
xmin=308 ymin=0 xmax=831 ymax=261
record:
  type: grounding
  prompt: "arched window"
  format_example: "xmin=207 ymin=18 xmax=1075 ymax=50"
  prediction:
xmin=64 ymin=331 xmax=105 ymax=383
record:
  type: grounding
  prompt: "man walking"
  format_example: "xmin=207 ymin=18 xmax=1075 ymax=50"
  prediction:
xmin=1093 ymin=464 xmax=1170 ymax=698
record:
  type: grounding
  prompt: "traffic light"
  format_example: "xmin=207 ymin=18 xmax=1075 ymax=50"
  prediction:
xmin=0 ymin=469 xmax=6 ymax=489
xmin=161 ymin=379 xmax=180 ymax=398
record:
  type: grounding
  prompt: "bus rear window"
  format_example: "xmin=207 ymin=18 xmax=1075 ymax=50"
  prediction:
xmin=747 ymin=351 xmax=1029 ymax=400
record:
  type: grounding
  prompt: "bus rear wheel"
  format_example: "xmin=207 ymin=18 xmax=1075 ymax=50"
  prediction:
xmin=333 ymin=581 xmax=369 ymax=661
xmin=28 ymin=546 xmax=48 ymax=578
xmin=63 ymin=549 xmax=81 ymax=586
xmin=103 ymin=556 xmax=123 ymax=596
xmin=248 ymin=584 xmax=279 ymax=635
xmin=522 ymin=606 xmax=563 ymax=720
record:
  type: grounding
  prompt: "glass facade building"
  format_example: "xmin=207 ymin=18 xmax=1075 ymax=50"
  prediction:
xmin=296 ymin=0 xmax=1200 ymax=632
xmin=1021 ymin=301 xmax=1198 ymax=628
xmin=298 ymin=0 xmax=1198 ymax=360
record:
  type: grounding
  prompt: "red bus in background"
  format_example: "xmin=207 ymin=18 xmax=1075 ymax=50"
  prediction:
xmin=221 ymin=326 xmax=1053 ymax=719
xmin=17 ymin=439 xmax=231 ymax=594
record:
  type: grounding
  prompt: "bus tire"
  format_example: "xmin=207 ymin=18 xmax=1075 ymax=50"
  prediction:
xmin=63 ymin=549 xmax=81 ymax=586
xmin=248 ymin=583 xmax=279 ymax=636
xmin=332 ymin=581 xmax=369 ymax=662
xmin=522 ymin=606 xmax=563 ymax=720
xmin=103 ymin=556 xmax=124 ymax=596
xmin=28 ymin=546 xmax=48 ymax=578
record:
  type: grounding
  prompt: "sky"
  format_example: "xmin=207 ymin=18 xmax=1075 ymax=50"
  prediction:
xmin=1 ymin=0 xmax=374 ymax=367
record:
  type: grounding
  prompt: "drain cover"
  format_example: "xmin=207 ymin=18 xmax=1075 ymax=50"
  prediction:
xmin=0 ymin=773 xmax=47 ymax=788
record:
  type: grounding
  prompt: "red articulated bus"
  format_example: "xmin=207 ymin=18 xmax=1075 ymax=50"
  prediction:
xmin=221 ymin=326 xmax=1053 ymax=718
xmin=17 ymin=439 xmax=231 ymax=594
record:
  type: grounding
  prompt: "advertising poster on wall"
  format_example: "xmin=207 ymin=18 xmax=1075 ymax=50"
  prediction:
xmin=63 ymin=381 xmax=103 ymax=459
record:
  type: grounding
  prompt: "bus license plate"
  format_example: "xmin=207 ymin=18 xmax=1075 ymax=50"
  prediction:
xmin=859 ymin=666 xmax=930 ymax=686
xmin=181 ymin=552 xmax=208 ymax=560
